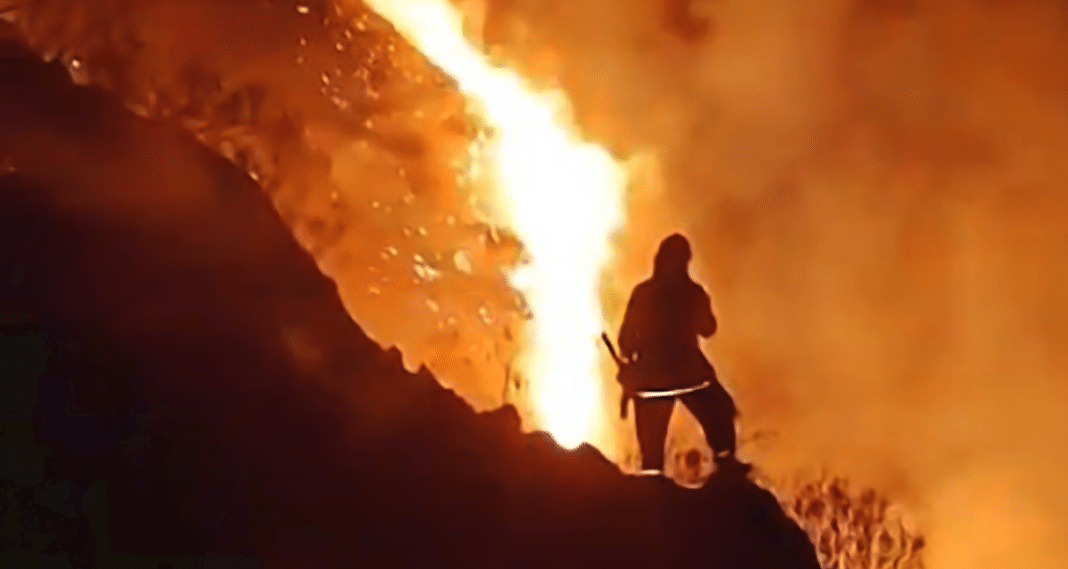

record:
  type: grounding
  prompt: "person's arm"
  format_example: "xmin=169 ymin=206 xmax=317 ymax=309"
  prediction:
xmin=696 ymin=286 xmax=718 ymax=338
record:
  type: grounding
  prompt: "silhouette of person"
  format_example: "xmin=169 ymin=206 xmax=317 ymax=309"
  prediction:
xmin=617 ymin=234 xmax=738 ymax=474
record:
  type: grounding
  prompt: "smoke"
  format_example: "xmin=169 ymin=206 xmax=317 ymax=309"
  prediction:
xmin=477 ymin=0 xmax=1068 ymax=566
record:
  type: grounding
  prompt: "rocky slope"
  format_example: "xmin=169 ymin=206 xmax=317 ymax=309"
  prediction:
xmin=0 ymin=40 xmax=819 ymax=568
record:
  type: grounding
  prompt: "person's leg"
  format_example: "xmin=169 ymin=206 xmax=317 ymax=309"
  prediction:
xmin=632 ymin=398 xmax=674 ymax=472
xmin=682 ymin=385 xmax=737 ymax=459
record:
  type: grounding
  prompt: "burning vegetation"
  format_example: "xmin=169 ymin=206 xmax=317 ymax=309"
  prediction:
xmin=362 ymin=0 xmax=628 ymax=450
xmin=3 ymin=0 xmax=642 ymax=459
xmin=4 ymin=0 xmax=535 ymax=422
xmin=783 ymin=477 xmax=925 ymax=569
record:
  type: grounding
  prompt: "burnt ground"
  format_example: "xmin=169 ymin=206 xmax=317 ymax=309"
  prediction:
xmin=0 ymin=40 xmax=819 ymax=568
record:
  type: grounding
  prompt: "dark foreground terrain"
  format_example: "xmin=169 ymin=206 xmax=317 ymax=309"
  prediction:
xmin=0 ymin=40 xmax=819 ymax=568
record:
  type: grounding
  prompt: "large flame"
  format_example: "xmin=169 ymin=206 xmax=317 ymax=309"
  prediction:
xmin=364 ymin=0 xmax=627 ymax=449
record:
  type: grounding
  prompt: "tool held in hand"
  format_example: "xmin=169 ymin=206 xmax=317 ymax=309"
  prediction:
xmin=600 ymin=332 xmax=635 ymax=419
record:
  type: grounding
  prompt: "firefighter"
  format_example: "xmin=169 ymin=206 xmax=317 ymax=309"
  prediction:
xmin=617 ymin=233 xmax=738 ymax=475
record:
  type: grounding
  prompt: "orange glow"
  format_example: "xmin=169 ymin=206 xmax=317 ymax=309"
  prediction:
xmin=363 ymin=0 xmax=627 ymax=449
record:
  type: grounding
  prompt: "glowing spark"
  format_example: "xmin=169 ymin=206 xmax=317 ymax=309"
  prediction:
xmin=365 ymin=0 xmax=627 ymax=449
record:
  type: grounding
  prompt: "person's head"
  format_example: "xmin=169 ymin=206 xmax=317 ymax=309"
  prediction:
xmin=653 ymin=233 xmax=692 ymax=278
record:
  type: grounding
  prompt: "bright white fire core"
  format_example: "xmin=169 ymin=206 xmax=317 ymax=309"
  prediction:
xmin=364 ymin=0 xmax=628 ymax=449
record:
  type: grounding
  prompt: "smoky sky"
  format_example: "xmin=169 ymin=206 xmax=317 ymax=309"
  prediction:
xmin=492 ymin=0 xmax=1068 ymax=566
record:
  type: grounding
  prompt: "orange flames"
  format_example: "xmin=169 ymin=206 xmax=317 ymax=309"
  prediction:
xmin=360 ymin=0 xmax=627 ymax=449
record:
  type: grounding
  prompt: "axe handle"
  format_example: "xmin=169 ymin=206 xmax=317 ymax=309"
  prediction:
xmin=600 ymin=332 xmax=633 ymax=419
xmin=600 ymin=332 xmax=624 ymax=365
